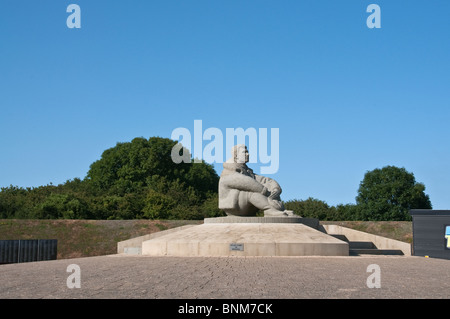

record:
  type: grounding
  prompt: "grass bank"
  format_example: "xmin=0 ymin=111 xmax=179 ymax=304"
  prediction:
xmin=0 ymin=219 xmax=412 ymax=260
xmin=0 ymin=219 xmax=202 ymax=259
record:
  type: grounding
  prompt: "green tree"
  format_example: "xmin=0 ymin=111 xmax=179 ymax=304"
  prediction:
xmin=199 ymin=194 xmax=225 ymax=218
xmin=335 ymin=203 xmax=360 ymax=221
xmin=85 ymin=137 xmax=218 ymax=198
xmin=143 ymin=189 xmax=177 ymax=219
xmin=83 ymin=136 xmax=219 ymax=219
xmin=355 ymin=166 xmax=432 ymax=221
xmin=32 ymin=193 xmax=89 ymax=219
xmin=0 ymin=185 xmax=44 ymax=219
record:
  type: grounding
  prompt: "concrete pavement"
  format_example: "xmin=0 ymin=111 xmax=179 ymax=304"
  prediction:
xmin=1 ymin=254 xmax=449 ymax=299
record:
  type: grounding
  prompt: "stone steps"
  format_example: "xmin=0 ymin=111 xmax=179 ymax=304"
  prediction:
xmin=329 ymin=234 xmax=404 ymax=256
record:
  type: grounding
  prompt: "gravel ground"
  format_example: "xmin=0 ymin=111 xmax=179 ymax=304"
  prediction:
xmin=1 ymin=254 xmax=449 ymax=299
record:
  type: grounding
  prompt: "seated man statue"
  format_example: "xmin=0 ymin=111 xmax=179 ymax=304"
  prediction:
xmin=218 ymin=144 xmax=294 ymax=217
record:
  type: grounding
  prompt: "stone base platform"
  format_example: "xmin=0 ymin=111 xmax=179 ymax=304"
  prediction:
xmin=204 ymin=216 xmax=319 ymax=228
xmin=141 ymin=220 xmax=349 ymax=257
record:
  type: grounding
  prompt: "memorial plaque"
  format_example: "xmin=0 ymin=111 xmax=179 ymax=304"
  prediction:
xmin=229 ymin=243 xmax=244 ymax=251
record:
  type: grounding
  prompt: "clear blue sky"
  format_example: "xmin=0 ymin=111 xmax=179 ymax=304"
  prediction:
xmin=1 ymin=1 xmax=449 ymax=209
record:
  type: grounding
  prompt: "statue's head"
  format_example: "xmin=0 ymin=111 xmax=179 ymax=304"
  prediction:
xmin=231 ymin=144 xmax=249 ymax=164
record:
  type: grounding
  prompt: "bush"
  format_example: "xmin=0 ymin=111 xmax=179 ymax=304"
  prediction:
xmin=33 ymin=193 xmax=89 ymax=219
xmin=284 ymin=198 xmax=337 ymax=220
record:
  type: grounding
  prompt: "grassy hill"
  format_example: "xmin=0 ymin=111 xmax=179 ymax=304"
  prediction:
xmin=0 ymin=219 xmax=202 ymax=259
xmin=0 ymin=219 xmax=412 ymax=260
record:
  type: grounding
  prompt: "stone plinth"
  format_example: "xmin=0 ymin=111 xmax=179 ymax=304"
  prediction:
xmin=141 ymin=222 xmax=349 ymax=257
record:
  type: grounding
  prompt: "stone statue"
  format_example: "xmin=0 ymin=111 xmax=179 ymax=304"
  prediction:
xmin=218 ymin=144 xmax=294 ymax=217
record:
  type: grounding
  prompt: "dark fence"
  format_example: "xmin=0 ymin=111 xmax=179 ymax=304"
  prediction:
xmin=0 ymin=239 xmax=57 ymax=264
xmin=410 ymin=209 xmax=450 ymax=260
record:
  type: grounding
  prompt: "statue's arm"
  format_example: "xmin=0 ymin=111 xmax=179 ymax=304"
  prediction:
xmin=220 ymin=174 xmax=267 ymax=194
xmin=254 ymin=174 xmax=282 ymax=198
xmin=254 ymin=175 xmax=281 ymax=190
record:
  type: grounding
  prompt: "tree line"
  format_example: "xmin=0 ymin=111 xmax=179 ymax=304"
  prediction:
xmin=285 ymin=165 xmax=432 ymax=221
xmin=0 ymin=137 xmax=224 ymax=220
xmin=0 ymin=137 xmax=432 ymax=221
